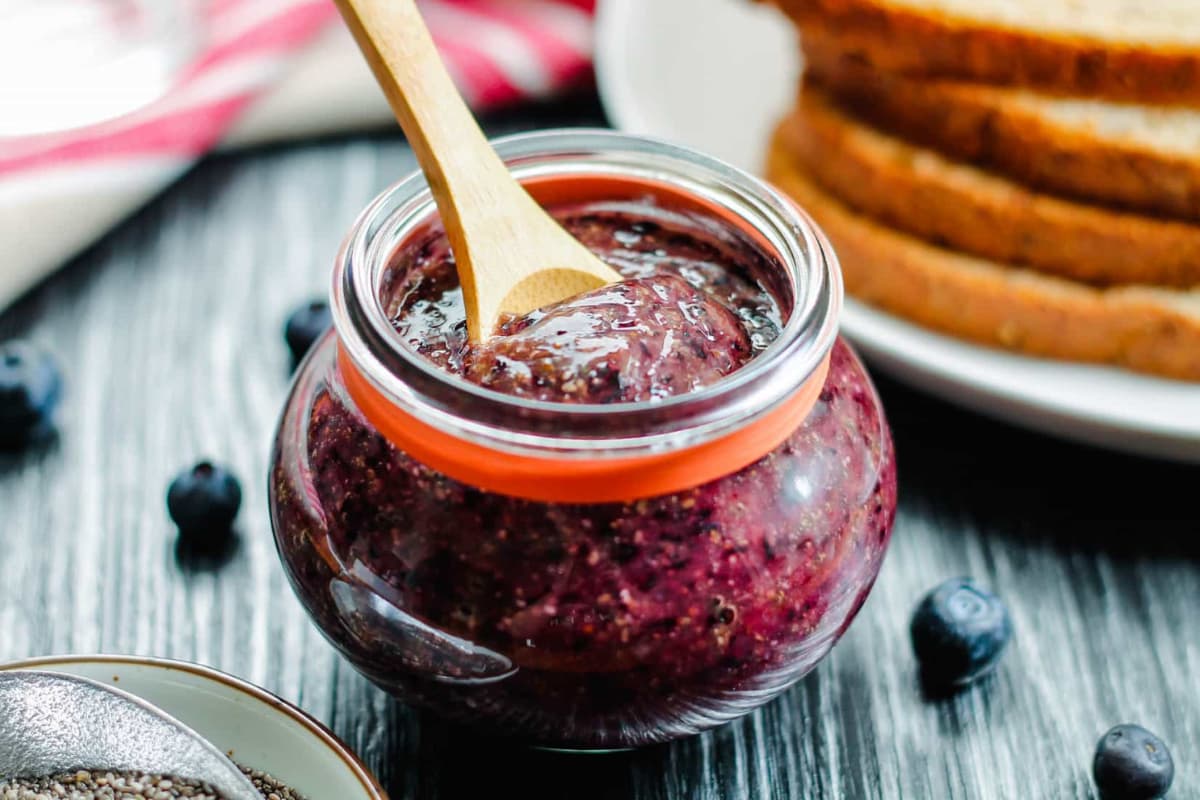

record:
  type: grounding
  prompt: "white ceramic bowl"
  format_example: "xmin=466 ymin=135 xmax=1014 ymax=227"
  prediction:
xmin=0 ymin=655 xmax=387 ymax=799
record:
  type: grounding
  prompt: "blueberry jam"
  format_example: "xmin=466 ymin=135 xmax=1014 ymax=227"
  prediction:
xmin=270 ymin=196 xmax=897 ymax=749
xmin=386 ymin=201 xmax=785 ymax=403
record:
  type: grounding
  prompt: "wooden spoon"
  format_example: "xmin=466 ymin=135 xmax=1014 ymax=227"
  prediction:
xmin=333 ymin=0 xmax=622 ymax=342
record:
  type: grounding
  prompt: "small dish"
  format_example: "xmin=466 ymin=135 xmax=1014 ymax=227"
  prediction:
xmin=0 ymin=655 xmax=387 ymax=799
xmin=595 ymin=0 xmax=1200 ymax=462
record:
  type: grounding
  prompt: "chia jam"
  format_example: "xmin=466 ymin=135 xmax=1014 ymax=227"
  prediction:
xmin=270 ymin=150 xmax=897 ymax=750
xmin=388 ymin=203 xmax=782 ymax=404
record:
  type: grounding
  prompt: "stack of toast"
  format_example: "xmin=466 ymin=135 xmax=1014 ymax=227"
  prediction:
xmin=764 ymin=0 xmax=1200 ymax=380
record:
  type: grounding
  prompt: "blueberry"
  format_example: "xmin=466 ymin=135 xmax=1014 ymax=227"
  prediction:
xmin=167 ymin=462 xmax=242 ymax=538
xmin=910 ymin=577 xmax=1012 ymax=687
xmin=0 ymin=340 xmax=62 ymax=449
xmin=1094 ymin=724 xmax=1174 ymax=799
xmin=284 ymin=300 xmax=332 ymax=364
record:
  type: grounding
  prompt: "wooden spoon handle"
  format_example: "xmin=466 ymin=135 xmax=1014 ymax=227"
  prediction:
xmin=332 ymin=0 xmax=509 ymax=207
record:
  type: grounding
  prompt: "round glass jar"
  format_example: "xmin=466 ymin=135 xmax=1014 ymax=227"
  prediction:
xmin=269 ymin=130 xmax=897 ymax=750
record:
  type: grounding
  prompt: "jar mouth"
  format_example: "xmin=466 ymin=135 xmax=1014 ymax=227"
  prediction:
xmin=332 ymin=129 xmax=842 ymax=457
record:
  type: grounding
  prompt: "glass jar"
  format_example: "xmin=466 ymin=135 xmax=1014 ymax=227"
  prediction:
xmin=269 ymin=130 xmax=897 ymax=750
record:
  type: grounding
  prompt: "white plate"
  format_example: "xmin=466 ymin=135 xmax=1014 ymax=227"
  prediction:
xmin=0 ymin=656 xmax=387 ymax=799
xmin=595 ymin=0 xmax=1200 ymax=462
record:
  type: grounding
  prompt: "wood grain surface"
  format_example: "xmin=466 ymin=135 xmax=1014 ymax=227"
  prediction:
xmin=1 ymin=98 xmax=1196 ymax=800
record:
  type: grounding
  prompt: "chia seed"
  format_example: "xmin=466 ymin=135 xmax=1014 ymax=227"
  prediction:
xmin=0 ymin=766 xmax=306 ymax=800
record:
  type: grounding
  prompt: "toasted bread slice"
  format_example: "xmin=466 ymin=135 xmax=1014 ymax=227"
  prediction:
xmin=803 ymin=37 xmax=1200 ymax=220
xmin=765 ymin=127 xmax=1200 ymax=381
xmin=771 ymin=0 xmax=1200 ymax=105
xmin=781 ymin=85 xmax=1200 ymax=288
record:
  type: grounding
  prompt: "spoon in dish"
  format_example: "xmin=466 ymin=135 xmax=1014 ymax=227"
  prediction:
xmin=0 ymin=670 xmax=261 ymax=800
xmin=331 ymin=0 xmax=622 ymax=342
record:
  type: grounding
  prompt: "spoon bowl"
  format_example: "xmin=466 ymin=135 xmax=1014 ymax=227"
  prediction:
xmin=0 ymin=670 xmax=261 ymax=800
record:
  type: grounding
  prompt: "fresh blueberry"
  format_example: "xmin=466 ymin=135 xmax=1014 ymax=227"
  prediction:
xmin=910 ymin=577 xmax=1012 ymax=687
xmin=167 ymin=462 xmax=242 ymax=539
xmin=284 ymin=300 xmax=332 ymax=364
xmin=1094 ymin=724 xmax=1174 ymax=800
xmin=0 ymin=340 xmax=62 ymax=449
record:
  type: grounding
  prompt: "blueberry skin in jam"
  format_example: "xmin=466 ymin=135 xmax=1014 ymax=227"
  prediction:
xmin=270 ymin=199 xmax=897 ymax=749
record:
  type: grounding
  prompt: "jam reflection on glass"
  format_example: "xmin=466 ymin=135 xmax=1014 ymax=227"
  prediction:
xmin=271 ymin=197 xmax=897 ymax=749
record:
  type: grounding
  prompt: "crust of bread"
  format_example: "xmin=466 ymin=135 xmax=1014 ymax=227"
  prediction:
xmin=802 ymin=37 xmax=1200 ymax=220
xmin=771 ymin=0 xmax=1200 ymax=105
xmin=781 ymin=86 xmax=1200 ymax=288
xmin=765 ymin=126 xmax=1200 ymax=381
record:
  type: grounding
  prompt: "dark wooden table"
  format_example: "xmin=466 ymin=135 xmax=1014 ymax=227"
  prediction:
xmin=2 ymin=96 xmax=1197 ymax=800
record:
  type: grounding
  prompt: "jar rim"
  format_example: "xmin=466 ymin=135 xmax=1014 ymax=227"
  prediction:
xmin=331 ymin=129 xmax=842 ymax=459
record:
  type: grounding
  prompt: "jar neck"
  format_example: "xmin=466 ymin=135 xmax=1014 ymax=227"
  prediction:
xmin=331 ymin=129 xmax=842 ymax=463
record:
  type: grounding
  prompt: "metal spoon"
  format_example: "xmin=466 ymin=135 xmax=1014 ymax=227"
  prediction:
xmin=0 ymin=670 xmax=261 ymax=799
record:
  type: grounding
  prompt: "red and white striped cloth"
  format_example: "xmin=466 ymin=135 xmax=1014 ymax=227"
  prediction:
xmin=0 ymin=0 xmax=596 ymax=310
